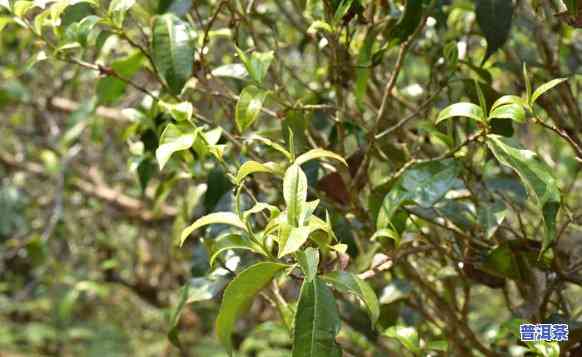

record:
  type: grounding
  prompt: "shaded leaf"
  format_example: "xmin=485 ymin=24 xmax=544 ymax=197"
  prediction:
xmin=390 ymin=0 xmax=423 ymax=46
xmin=217 ymin=262 xmax=288 ymax=356
xmin=476 ymin=0 xmax=513 ymax=63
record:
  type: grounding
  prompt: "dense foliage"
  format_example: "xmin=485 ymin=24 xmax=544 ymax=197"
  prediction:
xmin=1 ymin=0 xmax=582 ymax=355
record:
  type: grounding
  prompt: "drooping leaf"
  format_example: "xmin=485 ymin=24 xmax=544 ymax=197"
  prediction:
xmin=180 ymin=212 xmax=246 ymax=246
xmin=296 ymin=247 xmax=319 ymax=282
xmin=292 ymin=277 xmax=342 ymax=357
xmin=217 ymin=262 xmax=288 ymax=356
xmin=205 ymin=234 xmax=266 ymax=268
xmin=530 ymin=78 xmax=568 ymax=105
xmin=236 ymin=161 xmax=276 ymax=184
xmin=283 ymin=164 xmax=308 ymax=227
xmin=152 ymin=14 xmax=195 ymax=95
xmin=155 ymin=123 xmax=195 ymax=170
xmin=295 ymin=148 xmax=347 ymax=167
xmin=476 ymin=0 xmax=513 ymax=64
xmin=486 ymin=135 xmax=561 ymax=252
xmin=235 ymin=85 xmax=268 ymax=133
xmin=321 ymin=271 xmax=379 ymax=326
xmin=435 ymin=102 xmax=485 ymax=124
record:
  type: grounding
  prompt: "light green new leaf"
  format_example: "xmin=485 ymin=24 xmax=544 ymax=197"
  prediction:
xmin=296 ymin=247 xmax=319 ymax=282
xmin=321 ymin=272 xmax=379 ymax=326
xmin=180 ymin=212 xmax=246 ymax=246
xmin=292 ymin=277 xmax=342 ymax=357
xmin=217 ymin=262 xmax=288 ymax=356
xmin=486 ymin=135 xmax=561 ymax=252
xmin=491 ymin=95 xmax=526 ymax=111
xmin=295 ymin=148 xmax=348 ymax=167
xmin=236 ymin=47 xmax=274 ymax=84
xmin=278 ymin=224 xmax=311 ymax=258
xmin=384 ymin=326 xmax=421 ymax=353
xmin=235 ymin=85 xmax=268 ymax=133
xmin=155 ymin=124 xmax=195 ymax=170
xmin=284 ymin=164 xmax=308 ymax=227
xmin=488 ymin=103 xmax=525 ymax=123
xmin=246 ymin=135 xmax=292 ymax=160
xmin=205 ymin=234 xmax=265 ymax=268
xmin=152 ymin=14 xmax=195 ymax=95
xmin=108 ymin=0 xmax=135 ymax=13
xmin=236 ymin=160 xmax=276 ymax=184
xmin=435 ymin=102 xmax=485 ymax=125
xmin=211 ymin=63 xmax=248 ymax=79
xmin=307 ymin=20 xmax=332 ymax=35
xmin=370 ymin=228 xmax=401 ymax=247
xmin=158 ymin=101 xmax=193 ymax=122
xmin=530 ymin=78 xmax=568 ymax=105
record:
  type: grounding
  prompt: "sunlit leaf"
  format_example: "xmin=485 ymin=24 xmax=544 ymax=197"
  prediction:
xmin=155 ymin=123 xmax=195 ymax=170
xmin=180 ymin=212 xmax=246 ymax=246
xmin=435 ymin=102 xmax=485 ymax=124
xmin=217 ymin=262 xmax=288 ymax=356
xmin=152 ymin=14 xmax=195 ymax=95
xmin=531 ymin=78 xmax=568 ymax=105
xmin=235 ymin=85 xmax=268 ymax=133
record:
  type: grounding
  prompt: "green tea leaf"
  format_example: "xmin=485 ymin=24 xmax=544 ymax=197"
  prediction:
xmin=236 ymin=48 xmax=274 ymax=84
xmin=390 ymin=0 xmax=423 ymax=46
xmin=180 ymin=212 xmax=246 ymax=246
xmin=283 ymin=164 xmax=308 ymax=227
xmin=155 ymin=123 xmax=195 ymax=170
xmin=152 ymin=14 xmax=195 ymax=95
xmin=278 ymin=224 xmax=310 ymax=258
xmin=530 ymin=78 xmax=568 ymax=105
xmin=295 ymin=148 xmax=347 ymax=167
xmin=384 ymin=326 xmax=421 ymax=353
xmin=476 ymin=0 xmax=513 ymax=64
xmin=235 ymin=85 xmax=268 ymax=133
xmin=435 ymin=102 xmax=485 ymax=124
xmin=296 ymin=247 xmax=319 ymax=282
xmin=236 ymin=160 xmax=276 ymax=184
xmin=217 ymin=262 xmax=288 ymax=356
xmin=158 ymin=101 xmax=193 ymax=122
xmin=321 ymin=271 xmax=379 ymax=326
xmin=488 ymin=103 xmax=525 ymax=123
xmin=486 ymin=135 xmax=561 ymax=252
xmin=205 ymin=234 xmax=265 ymax=268
xmin=292 ymin=277 xmax=342 ymax=357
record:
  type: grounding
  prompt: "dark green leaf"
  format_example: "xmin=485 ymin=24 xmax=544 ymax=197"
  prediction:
xmin=476 ymin=0 xmax=513 ymax=64
xmin=292 ymin=277 xmax=342 ymax=357
xmin=390 ymin=0 xmax=423 ymax=46
xmin=217 ymin=262 xmax=288 ymax=356
xmin=152 ymin=14 xmax=195 ymax=95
